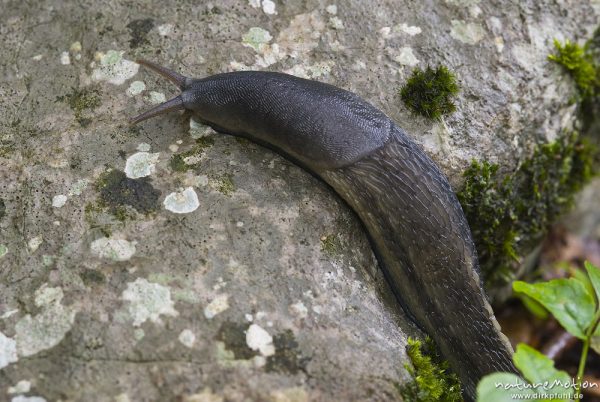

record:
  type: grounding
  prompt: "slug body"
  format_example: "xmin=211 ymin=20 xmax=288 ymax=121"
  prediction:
xmin=131 ymin=60 xmax=517 ymax=400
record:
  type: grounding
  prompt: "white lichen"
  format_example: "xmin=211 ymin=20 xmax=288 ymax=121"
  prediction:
xmin=0 ymin=331 xmax=18 ymax=369
xmin=290 ymin=301 xmax=308 ymax=318
xmin=203 ymin=294 xmax=230 ymax=319
xmin=90 ymin=237 xmax=137 ymax=261
xmin=11 ymin=396 xmax=47 ymax=402
xmin=329 ymin=16 xmax=344 ymax=30
xmin=34 ymin=285 xmax=63 ymax=307
xmin=92 ymin=50 xmax=139 ymax=85
xmin=395 ymin=47 xmax=419 ymax=66
xmin=28 ymin=235 xmax=43 ymax=252
xmin=68 ymin=179 xmax=89 ymax=196
xmin=157 ymin=23 xmax=174 ymax=36
xmin=126 ymin=80 xmax=146 ymax=97
xmin=60 ymin=51 xmax=70 ymax=65
xmin=147 ymin=91 xmax=166 ymax=104
xmin=124 ymin=152 xmax=160 ymax=179
xmin=15 ymin=303 xmax=77 ymax=357
xmin=326 ymin=4 xmax=337 ymax=14
xmin=0 ymin=244 xmax=7 ymax=258
xmin=397 ymin=23 xmax=422 ymax=36
xmin=242 ymin=27 xmax=273 ymax=52
xmin=164 ymin=187 xmax=200 ymax=214
xmin=262 ymin=0 xmax=276 ymax=14
xmin=52 ymin=194 xmax=67 ymax=208
xmin=137 ymin=142 xmax=152 ymax=152
xmin=246 ymin=324 xmax=275 ymax=356
xmin=178 ymin=329 xmax=196 ymax=348
xmin=190 ymin=117 xmax=217 ymax=139
xmin=450 ymin=20 xmax=486 ymax=45
xmin=122 ymin=278 xmax=179 ymax=326
xmin=8 ymin=380 xmax=31 ymax=394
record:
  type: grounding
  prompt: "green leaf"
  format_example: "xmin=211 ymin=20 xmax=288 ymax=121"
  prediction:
xmin=476 ymin=372 xmax=537 ymax=402
xmin=513 ymin=344 xmax=573 ymax=401
xmin=584 ymin=261 xmax=600 ymax=303
xmin=513 ymin=279 xmax=595 ymax=339
xmin=518 ymin=294 xmax=549 ymax=320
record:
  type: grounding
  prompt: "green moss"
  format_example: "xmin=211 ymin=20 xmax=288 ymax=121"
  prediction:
xmin=80 ymin=269 xmax=106 ymax=286
xmin=398 ymin=338 xmax=463 ymax=402
xmin=548 ymin=39 xmax=599 ymax=99
xmin=266 ymin=330 xmax=307 ymax=374
xmin=458 ymin=132 xmax=595 ymax=287
xmin=170 ymin=137 xmax=215 ymax=172
xmin=0 ymin=136 xmax=15 ymax=158
xmin=94 ymin=169 xmax=160 ymax=215
xmin=400 ymin=66 xmax=459 ymax=120
xmin=126 ymin=18 xmax=155 ymax=49
xmin=214 ymin=173 xmax=235 ymax=196
xmin=320 ymin=234 xmax=341 ymax=256
xmin=57 ymin=87 xmax=102 ymax=126
xmin=216 ymin=321 xmax=256 ymax=360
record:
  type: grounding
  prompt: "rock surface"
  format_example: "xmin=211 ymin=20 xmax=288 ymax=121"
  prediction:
xmin=0 ymin=0 xmax=598 ymax=401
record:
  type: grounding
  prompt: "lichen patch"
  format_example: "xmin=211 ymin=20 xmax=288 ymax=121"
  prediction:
xmin=52 ymin=194 xmax=67 ymax=208
xmin=14 ymin=300 xmax=77 ymax=357
xmin=27 ymin=235 xmax=43 ymax=252
xmin=90 ymin=237 xmax=137 ymax=261
xmin=164 ymin=187 xmax=200 ymax=214
xmin=0 ymin=331 xmax=18 ymax=369
xmin=0 ymin=244 xmax=7 ymax=258
xmin=178 ymin=329 xmax=196 ymax=348
xmin=398 ymin=23 xmax=422 ymax=36
xmin=204 ymin=294 xmax=230 ymax=319
xmin=395 ymin=47 xmax=419 ymax=66
xmin=450 ymin=20 xmax=486 ymax=45
xmin=8 ymin=380 xmax=31 ymax=394
xmin=122 ymin=278 xmax=179 ymax=326
xmin=126 ymin=81 xmax=146 ymax=97
xmin=190 ymin=117 xmax=217 ymax=139
xmin=246 ymin=324 xmax=275 ymax=356
xmin=124 ymin=152 xmax=160 ymax=179
xmin=68 ymin=179 xmax=89 ymax=196
xmin=92 ymin=50 xmax=139 ymax=85
xmin=147 ymin=91 xmax=166 ymax=104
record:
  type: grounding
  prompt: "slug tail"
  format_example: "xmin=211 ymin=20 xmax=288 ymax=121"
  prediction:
xmin=129 ymin=95 xmax=184 ymax=125
xmin=136 ymin=59 xmax=189 ymax=89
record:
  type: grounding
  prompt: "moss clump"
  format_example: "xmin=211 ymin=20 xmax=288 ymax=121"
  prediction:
xmin=0 ymin=137 xmax=15 ymax=158
xmin=57 ymin=87 xmax=102 ymax=126
xmin=398 ymin=338 xmax=462 ymax=402
xmin=216 ymin=321 xmax=256 ymax=360
xmin=458 ymin=132 xmax=595 ymax=287
xmin=400 ymin=66 xmax=459 ymax=120
xmin=94 ymin=169 xmax=160 ymax=215
xmin=320 ymin=234 xmax=341 ymax=256
xmin=170 ymin=137 xmax=215 ymax=172
xmin=548 ymin=39 xmax=599 ymax=99
xmin=266 ymin=330 xmax=308 ymax=374
xmin=214 ymin=173 xmax=235 ymax=196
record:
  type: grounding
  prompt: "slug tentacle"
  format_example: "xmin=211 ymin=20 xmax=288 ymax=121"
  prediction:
xmin=129 ymin=95 xmax=185 ymax=125
xmin=136 ymin=59 xmax=190 ymax=89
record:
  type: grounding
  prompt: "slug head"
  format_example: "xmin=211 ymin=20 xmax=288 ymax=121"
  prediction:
xmin=129 ymin=59 xmax=192 ymax=125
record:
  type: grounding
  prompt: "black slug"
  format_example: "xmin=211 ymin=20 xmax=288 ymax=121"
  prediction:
xmin=130 ymin=59 xmax=518 ymax=400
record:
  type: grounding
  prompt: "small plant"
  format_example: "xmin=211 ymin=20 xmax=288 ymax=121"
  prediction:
xmin=399 ymin=337 xmax=463 ymax=402
xmin=548 ymin=39 xmax=599 ymax=99
xmin=400 ymin=66 xmax=459 ymax=120
xmin=458 ymin=132 xmax=595 ymax=288
xmin=476 ymin=261 xmax=600 ymax=401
